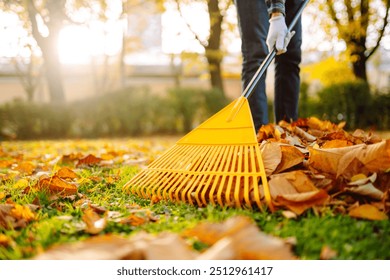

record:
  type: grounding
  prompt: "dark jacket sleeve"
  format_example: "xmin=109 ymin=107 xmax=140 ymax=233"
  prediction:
xmin=265 ymin=0 xmax=286 ymax=16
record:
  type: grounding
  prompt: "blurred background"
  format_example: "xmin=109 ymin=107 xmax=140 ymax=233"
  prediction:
xmin=0 ymin=0 xmax=389 ymax=140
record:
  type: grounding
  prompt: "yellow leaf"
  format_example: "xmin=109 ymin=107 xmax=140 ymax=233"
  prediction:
xmin=349 ymin=204 xmax=388 ymax=221
xmin=0 ymin=234 xmax=11 ymax=247
xmin=0 ymin=192 xmax=5 ymax=200
xmin=13 ymin=179 xmax=29 ymax=189
xmin=10 ymin=204 xmax=35 ymax=221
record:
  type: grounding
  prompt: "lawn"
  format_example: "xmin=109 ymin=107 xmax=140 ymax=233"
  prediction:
xmin=0 ymin=134 xmax=389 ymax=260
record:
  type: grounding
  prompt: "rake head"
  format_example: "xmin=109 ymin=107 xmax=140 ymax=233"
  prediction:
xmin=123 ymin=97 xmax=273 ymax=210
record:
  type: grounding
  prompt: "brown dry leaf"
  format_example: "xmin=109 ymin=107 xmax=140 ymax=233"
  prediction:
xmin=257 ymin=124 xmax=277 ymax=142
xmin=349 ymin=204 xmax=388 ymax=221
xmin=55 ymin=167 xmax=78 ymax=180
xmin=82 ymin=208 xmax=107 ymax=234
xmin=293 ymin=126 xmax=316 ymax=142
xmin=337 ymin=140 xmax=390 ymax=180
xmin=61 ymin=153 xmax=84 ymax=165
xmin=120 ymin=213 xmax=147 ymax=226
xmin=260 ymin=141 xmax=282 ymax=176
xmin=274 ymin=145 xmax=305 ymax=173
xmin=76 ymin=154 xmax=103 ymax=167
xmin=34 ymin=232 xmax=197 ymax=260
xmin=346 ymin=173 xmax=384 ymax=200
xmin=35 ymin=175 xmax=78 ymax=196
xmin=308 ymin=144 xmax=364 ymax=176
xmin=269 ymin=171 xmax=329 ymax=215
xmin=185 ymin=216 xmax=296 ymax=260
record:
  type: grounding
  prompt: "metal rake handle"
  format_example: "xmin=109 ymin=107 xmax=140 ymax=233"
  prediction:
xmin=242 ymin=0 xmax=310 ymax=99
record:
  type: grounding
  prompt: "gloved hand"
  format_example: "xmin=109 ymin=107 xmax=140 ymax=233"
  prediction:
xmin=266 ymin=14 xmax=295 ymax=55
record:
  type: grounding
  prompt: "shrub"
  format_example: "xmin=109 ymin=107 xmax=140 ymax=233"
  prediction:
xmin=315 ymin=81 xmax=372 ymax=129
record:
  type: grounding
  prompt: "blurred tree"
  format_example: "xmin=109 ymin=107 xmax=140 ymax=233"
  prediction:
xmin=302 ymin=56 xmax=356 ymax=86
xmin=320 ymin=0 xmax=390 ymax=81
xmin=2 ymin=0 xmax=67 ymax=103
xmin=173 ymin=0 xmax=233 ymax=96
xmin=12 ymin=43 xmax=43 ymax=102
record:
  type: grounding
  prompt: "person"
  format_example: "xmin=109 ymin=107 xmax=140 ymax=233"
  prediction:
xmin=235 ymin=0 xmax=302 ymax=132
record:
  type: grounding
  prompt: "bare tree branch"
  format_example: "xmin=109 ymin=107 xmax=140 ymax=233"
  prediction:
xmin=366 ymin=2 xmax=390 ymax=59
xmin=174 ymin=0 xmax=208 ymax=48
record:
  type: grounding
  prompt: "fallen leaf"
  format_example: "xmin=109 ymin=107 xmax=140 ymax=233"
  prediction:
xmin=0 ymin=234 xmax=11 ymax=247
xmin=184 ymin=216 xmax=296 ymax=259
xmin=320 ymin=245 xmax=337 ymax=260
xmin=337 ymin=140 xmax=390 ymax=180
xmin=281 ymin=210 xmax=298 ymax=219
xmin=274 ymin=145 xmax=305 ymax=173
xmin=34 ymin=232 xmax=197 ymax=260
xmin=346 ymin=174 xmax=384 ymax=200
xmin=322 ymin=139 xmax=353 ymax=149
xmin=308 ymin=144 xmax=364 ymax=176
xmin=260 ymin=141 xmax=282 ymax=176
xmin=269 ymin=171 xmax=329 ymax=215
xmin=349 ymin=204 xmax=388 ymax=221
xmin=55 ymin=167 xmax=78 ymax=179
xmin=76 ymin=154 xmax=103 ymax=167
xmin=82 ymin=208 xmax=107 ymax=234
xmin=293 ymin=126 xmax=316 ymax=142
xmin=0 ymin=204 xmax=37 ymax=229
xmin=13 ymin=161 xmax=35 ymax=175
xmin=35 ymin=175 xmax=78 ymax=196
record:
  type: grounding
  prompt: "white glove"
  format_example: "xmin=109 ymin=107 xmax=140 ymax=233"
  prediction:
xmin=266 ymin=15 xmax=295 ymax=55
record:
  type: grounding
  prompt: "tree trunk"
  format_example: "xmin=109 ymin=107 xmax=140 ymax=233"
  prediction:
xmin=206 ymin=0 xmax=225 ymax=95
xmin=27 ymin=0 xmax=66 ymax=103
xmin=41 ymin=39 xmax=65 ymax=103
xmin=205 ymin=49 xmax=224 ymax=92
xmin=351 ymin=54 xmax=368 ymax=82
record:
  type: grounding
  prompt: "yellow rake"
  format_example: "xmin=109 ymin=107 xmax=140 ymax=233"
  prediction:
xmin=123 ymin=0 xmax=310 ymax=211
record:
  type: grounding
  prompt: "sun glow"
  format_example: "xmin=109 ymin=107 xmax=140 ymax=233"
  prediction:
xmin=58 ymin=22 xmax=123 ymax=64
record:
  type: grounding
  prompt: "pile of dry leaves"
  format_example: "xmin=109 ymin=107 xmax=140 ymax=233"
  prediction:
xmin=258 ymin=117 xmax=389 ymax=220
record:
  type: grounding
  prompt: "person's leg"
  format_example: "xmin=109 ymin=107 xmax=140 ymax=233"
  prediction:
xmin=274 ymin=0 xmax=302 ymax=123
xmin=235 ymin=0 xmax=269 ymax=132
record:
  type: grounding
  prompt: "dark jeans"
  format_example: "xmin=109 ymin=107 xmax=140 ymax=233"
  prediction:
xmin=235 ymin=0 xmax=302 ymax=132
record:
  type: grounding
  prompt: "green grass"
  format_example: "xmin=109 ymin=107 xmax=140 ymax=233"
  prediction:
xmin=1 ymin=164 xmax=389 ymax=260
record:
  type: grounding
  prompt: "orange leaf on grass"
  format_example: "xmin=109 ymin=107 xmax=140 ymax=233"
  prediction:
xmin=36 ymin=175 xmax=77 ymax=196
xmin=13 ymin=161 xmax=36 ymax=175
xmin=55 ymin=167 xmax=78 ymax=180
xmin=349 ymin=204 xmax=388 ymax=221
xmin=76 ymin=154 xmax=103 ymax=167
